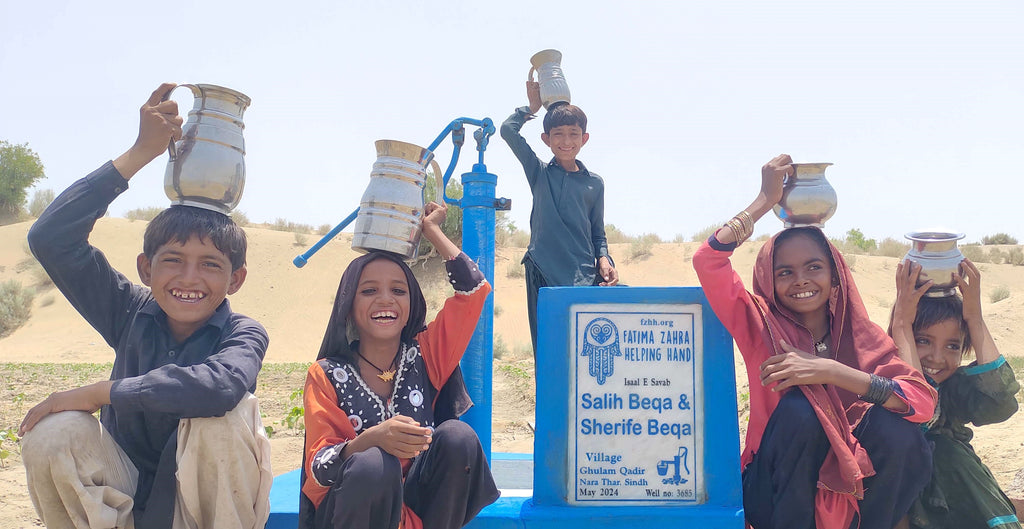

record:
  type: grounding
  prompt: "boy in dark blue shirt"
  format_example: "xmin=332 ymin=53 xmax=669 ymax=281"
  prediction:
xmin=19 ymin=83 xmax=271 ymax=529
xmin=500 ymin=81 xmax=618 ymax=357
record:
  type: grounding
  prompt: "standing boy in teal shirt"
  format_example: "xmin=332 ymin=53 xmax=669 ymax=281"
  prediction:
xmin=500 ymin=81 xmax=618 ymax=358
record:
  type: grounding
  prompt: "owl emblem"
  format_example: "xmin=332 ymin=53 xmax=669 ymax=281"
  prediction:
xmin=581 ymin=317 xmax=621 ymax=385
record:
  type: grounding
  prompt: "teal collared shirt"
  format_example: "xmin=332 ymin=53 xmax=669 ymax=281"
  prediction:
xmin=500 ymin=106 xmax=611 ymax=286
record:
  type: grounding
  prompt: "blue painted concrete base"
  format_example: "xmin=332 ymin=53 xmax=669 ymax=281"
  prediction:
xmin=465 ymin=498 xmax=743 ymax=528
xmin=266 ymin=453 xmax=742 ymax=529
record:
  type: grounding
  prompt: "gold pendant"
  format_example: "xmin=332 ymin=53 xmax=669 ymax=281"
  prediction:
xmin=377 ymin=369 xmax=396 ymax=383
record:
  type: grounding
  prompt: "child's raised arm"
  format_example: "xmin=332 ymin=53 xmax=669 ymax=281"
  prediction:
xmin=526 ymin=81 xmax=542 ymax=115
xmin=891 ymin=261 xmax=932 ymax=372
xmin=112 ymin=83 xmax=184 ymax=180
xmin=957 ymin=258 xmax=1001 ymax=365
xmin=715 ymin=153 xmax=792 ymax=245
xmin=421 ymin=201 xmax=459 ymax=260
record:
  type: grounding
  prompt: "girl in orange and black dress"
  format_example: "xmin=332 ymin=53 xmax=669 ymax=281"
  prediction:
xmin=299 ymin=202 xmax=498 ymax=529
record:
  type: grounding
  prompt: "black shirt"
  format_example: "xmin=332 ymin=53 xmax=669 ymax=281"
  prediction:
xmin=27 ymin=161 xmax=268 ymax=517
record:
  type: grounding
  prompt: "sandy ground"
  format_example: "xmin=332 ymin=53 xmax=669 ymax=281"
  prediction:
xmin=1 ymin=217 xmax=1023 ymax=527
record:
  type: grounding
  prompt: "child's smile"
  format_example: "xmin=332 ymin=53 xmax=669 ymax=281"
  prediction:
xmin=352 ymin=259 xmax=411 ymax=342
xmin=138 ymin=235 xmax=245 ymax=343
xmin=542 ymin=124 xmax=589 ymax=170
xmin=171 ymin=289 xmax=207 ymax=302
xmin=772 ymin=234 xmax=834 ymax=323
xmin=914 ymin=319 xmax=965 ymax=384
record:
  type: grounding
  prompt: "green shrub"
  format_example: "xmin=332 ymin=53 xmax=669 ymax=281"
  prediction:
xmin=981 ymin=233 xmax=1018 ymax=245
xmin=506 ymin=261 xmax=525 ymax=279
xmin=293 ymin=231 xmax=308 ymax=247
xmin=272 ymin=218 xmax=313 ymax=234
xmin=0 ymin=279 xmax=35 ymax=338
xmin=629 ymin=233 xmax=660 ymax=261
xmin=124 ymin=206 xmax=164 ymax=221
xmin=873 ymin=237 xmax=910 ymax=258
xmin=279 ymin=388 xmax=304 ymax=432
xmin=961 ymin=244 xmax=989 ymax=263
xmin=0 ymin=427 xmax=21 ymax=468
xmin=691 ymin=223 xmax=722 ymax=243
xmin=990 ymin=286 xmax=1010 ymax=303
xmin=493 ymin=334 xmax=508 ymax=360
xmin=231 ymin=210 xmax=251 ymax=227
xmin=988 ymin=248 xmax=1006 ymax=264
xmin=27 ymin=188 xmax=55 ymax=217
xmin=30 ymin=260 xmax=53 ymax=287
xmin=1007 ymin=247 xmax=1024 ymax=266
xmin=495 ymin=211 xmax=517 ymax=248
xmin=510 ymin=230 xmax=531 ymax=248
xmin=605 ymin=224 xmax=629 ymax=244
xmin=418 ymin=173 xmax=463 ymax=255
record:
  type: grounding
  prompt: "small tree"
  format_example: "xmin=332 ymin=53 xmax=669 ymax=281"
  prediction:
xmin=0 ymin=141 xmax=46 ymax=223
xmin=844 ymin=228 xmax=877 ymax=253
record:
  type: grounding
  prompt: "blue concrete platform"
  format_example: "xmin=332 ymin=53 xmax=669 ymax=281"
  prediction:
xmin=266 ymin=452 xmax=741 ymax=528
xmin=266 ymin=452 xmax=535 ymax=529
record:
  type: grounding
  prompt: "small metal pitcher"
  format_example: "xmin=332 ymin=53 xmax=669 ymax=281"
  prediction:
xmin=529 ymin=49 xmax=571 ymax=110
xmin=903 ymin=231 xmax=966 ymax=297
xmin=773 ymin=163 xmax=837 ymax=228
xmin=351 ymin=140 xmax=443 ymax=259
xmin=163 ymin=84 xmax=251 ymax=215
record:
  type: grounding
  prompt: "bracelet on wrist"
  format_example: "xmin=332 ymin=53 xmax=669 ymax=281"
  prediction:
xmin=859 ymin=374 xmax=896 ymax=405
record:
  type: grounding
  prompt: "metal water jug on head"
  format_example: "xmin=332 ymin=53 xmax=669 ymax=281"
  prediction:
xmin=772 ymin=163 xmax=837 ymax=228
xmin=903 ymin=231 xmax=966 ymax=297
xmin=163 ymin=84 xmax=251 ymax=215
xmin=351 ymin=140 xmax=444 ymax=259
xmin=529 ymin=49 xmax=571 ymax=110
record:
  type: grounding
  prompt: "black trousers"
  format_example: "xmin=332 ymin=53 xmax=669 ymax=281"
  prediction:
xmin=524 ymin=257 xmax=547 ymax=361
xmin=313 ymin=420 xmax=499 ymax=529
xmin=742 ymin=390 xmax=932 ymax=529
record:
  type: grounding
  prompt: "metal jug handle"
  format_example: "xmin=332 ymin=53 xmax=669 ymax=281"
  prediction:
xmin=527 ymin=66 xmax=537 ymax=82
xmin=161 ymin=84 xmax=198 ymax=160
xmin=430 ymin=159 xmax=445 ymax=206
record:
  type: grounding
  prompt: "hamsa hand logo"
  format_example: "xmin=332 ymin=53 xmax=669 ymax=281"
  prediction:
xmin=581 ymin=317 xmax=621 ymax=385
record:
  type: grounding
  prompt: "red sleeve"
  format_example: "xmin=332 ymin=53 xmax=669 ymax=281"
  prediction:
xmin=418 ymin=281 xmax=491 ymax=391
xmin=892 ymin=375 xmax=937 ymax=423
xmin=301 ymin=363 xmax=356 ymax=509
xmin=692 ymin=237 xmax=772 ymax=366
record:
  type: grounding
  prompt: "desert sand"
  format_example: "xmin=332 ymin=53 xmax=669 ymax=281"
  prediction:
xmin=1 ymin=217 xmax=1022 ymax=527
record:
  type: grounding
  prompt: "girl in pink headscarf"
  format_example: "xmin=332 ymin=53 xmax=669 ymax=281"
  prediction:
xmin=692 ymin=154 xmax=937 ymax=529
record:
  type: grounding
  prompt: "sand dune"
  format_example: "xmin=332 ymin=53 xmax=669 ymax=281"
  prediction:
xmin=2 ymin=217 xmax=1022 ymax=363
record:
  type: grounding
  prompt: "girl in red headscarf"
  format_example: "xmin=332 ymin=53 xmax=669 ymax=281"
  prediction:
xmin=692 ymin=154 xmax=937 ymax=529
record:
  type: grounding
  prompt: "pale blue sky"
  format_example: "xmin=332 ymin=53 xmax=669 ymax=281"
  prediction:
xmin=2 ymin=1 xmax=1022 ymax=244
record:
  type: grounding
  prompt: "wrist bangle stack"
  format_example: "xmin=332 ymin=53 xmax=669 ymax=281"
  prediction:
xmin=724 ymin=210 xmax=754 ymax=246
xmin=860 ymin=374 xmax=896 ymax=405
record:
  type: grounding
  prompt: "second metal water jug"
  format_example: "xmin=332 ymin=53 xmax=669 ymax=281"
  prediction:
xmin=903 ymin=231 xmax=966 ymax=297
xmin=352 ymin=140 xmax=443 ymax=259
xmin=163 ymin=84 xmax=251 ymax=215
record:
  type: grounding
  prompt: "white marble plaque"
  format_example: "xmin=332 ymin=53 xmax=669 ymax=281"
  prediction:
xmin=568 ymin=303 xmax=705 ymax=505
